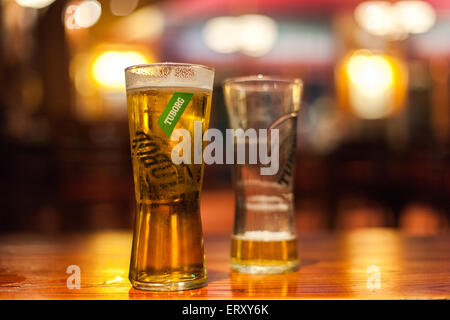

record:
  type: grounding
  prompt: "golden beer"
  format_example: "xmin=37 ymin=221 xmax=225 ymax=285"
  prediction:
xmin=231 ymin=231 xmax=298 ymax=273
xmin=125 ymin=63 xmax=213 ymax=291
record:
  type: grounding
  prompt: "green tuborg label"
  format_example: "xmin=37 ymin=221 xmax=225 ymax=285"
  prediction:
xmin=157 ymin=92 xmax=194 ymax=138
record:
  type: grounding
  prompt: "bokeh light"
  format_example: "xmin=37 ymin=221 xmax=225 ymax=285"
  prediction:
xmin=74 ymin=0 xmax=102 ymax=28
xmin=202 ymin=16 xmax=239 ymax=54
xmin=239 ymin=15 xmax=278 ymax=57
xmin=394 ymin=1 xmax=436 ymax=34
xmin=110 ymin=0 xmax=139 ymax=17
xmin=15 ymin=0 xmax=55 ymax=9
xmin=346 ymin=51 xmax=396 ymax=119
xmin=91 ymin=50 xmax=149 ymax=90
xmin=354 ymin=1 xmax=436 ymax=40
xmin=112 ymin=5 xmax=165 ymax=41
xmin=347 ymin=52 xmax=394 ymax=90
xmin=202 ymin=15 xmax=278 ymax=57
xmin=354 ymin=1 xmax=405 ymax=39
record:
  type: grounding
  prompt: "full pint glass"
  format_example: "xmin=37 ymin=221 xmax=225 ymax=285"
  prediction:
xmin=125 ymin=63 xmax=214 ymax=291
xmin=223 ymin=75 xmax=302 ymax=274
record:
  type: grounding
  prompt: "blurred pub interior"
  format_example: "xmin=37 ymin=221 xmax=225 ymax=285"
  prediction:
xmin=0 ymin=0 xmax=448 ymax=236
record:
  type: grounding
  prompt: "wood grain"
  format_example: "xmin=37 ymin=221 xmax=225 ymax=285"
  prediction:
xmin=0 ymin=229 xmax=448 ymax=299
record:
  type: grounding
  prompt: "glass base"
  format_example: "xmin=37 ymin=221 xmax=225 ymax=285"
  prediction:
xmin=130 ymin=276 xmax=207 ymax=292
xmin=231 ymin=261 xmax=299 ymax=274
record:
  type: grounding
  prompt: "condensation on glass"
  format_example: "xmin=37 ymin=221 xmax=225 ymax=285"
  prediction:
xmin=125 ymin=63 xmax=214 ymax=291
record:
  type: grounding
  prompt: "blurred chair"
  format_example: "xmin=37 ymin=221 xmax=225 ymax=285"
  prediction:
xmin=399 ymin=203 xmax=447 ymax=236
xmin=335 ymin=195 xmax=395 ymax=230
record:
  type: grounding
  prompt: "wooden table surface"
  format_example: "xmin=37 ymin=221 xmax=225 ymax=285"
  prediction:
xmin=0 ymin=229 xmax=448 ymax=299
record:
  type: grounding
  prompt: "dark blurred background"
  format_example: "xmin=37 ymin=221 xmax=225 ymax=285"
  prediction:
xmin=0 ymin=0 xmax=448 ymax=236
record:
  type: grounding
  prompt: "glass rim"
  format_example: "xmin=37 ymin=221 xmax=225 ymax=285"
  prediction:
xmin=223 ymin=74 xmax=303 ymax=86
xmin=125 ymin=62 xmax=215 ymax=73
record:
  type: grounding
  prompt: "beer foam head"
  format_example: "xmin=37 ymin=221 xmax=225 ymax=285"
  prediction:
xmin=244 ymin=195 xmax=290 ymax=212
xmin=234 ymin=231 xmax=296 ymax=241
xmin=125 ymin=63 xmax=214 ymax=91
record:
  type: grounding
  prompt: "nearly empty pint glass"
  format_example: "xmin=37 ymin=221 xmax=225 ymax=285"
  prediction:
xmin=224 ymin=75 xmax=302 ymax=274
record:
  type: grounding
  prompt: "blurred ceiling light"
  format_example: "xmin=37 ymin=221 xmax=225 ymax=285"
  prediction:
xmin=15 ymin=0 xmax=55 ymax=9
xmin=74 ymin=0 xmax=102 ymax=28
xmin=202 ymin=15 xmax=278 ymax=57
xmin=354 ymin=1 xmax=404 ymax=39
xmin=354 ymin=1 xmax=436 ymax=40
xmin=346 ymin=51 xmax=395 ymax=119
xmin=347 ymin=52 xmax=394 ymax=89
xmin=239 ymin=15 xmax=278 ymax=57
xmin=110 ymin=0 xmax=139 ymax=16
xmin=91 ymin=50 xmax=149 ymax=90
xmin=112 ymin=6 xmax=164 ymax=41
xmin=202 ymin=16 xmax=239 ymax=54
xmin=394 ymin=1 xmax=436 ymax=34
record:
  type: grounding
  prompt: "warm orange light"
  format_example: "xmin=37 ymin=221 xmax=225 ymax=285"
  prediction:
xmin=336 ymin=50 xmax=407 ymax=119
xmin=91 ymin=50 xmax=150 ymax=90
xmin=112 ymin=5 xmax=165 ymax=41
